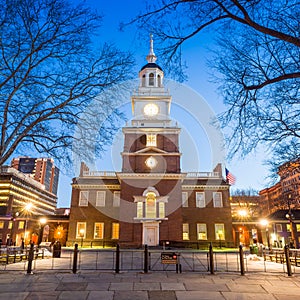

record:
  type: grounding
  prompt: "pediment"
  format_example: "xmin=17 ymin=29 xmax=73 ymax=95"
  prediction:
xmin=135 ymin=146 xmax=168 ymax=154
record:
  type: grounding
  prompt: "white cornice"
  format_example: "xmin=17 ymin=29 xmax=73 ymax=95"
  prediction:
xmin=122 ymin=127 xmax=181 ymax=134
xmin=121 ymin=152 xmax=182 ymax=156
xmin=182 ymin=185 xmax=229 ymax=190
xmin=72 ymin=184 xmax=120 ymax=190
xmin=116 ymin=173 xmax=187 ymax=180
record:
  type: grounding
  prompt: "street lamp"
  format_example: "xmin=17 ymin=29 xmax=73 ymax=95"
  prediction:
xmin=23 ymin=203 xmax=33 ymax=245
xmin=38 ymin=217 xmax=47 ymax=246
xmin=260 ymin=219 xmax=270 ymax=249
xmin=79 ymin=228 xmax=85 ymax=247
xmin=286 ymin=194 xmax=297 ymax=248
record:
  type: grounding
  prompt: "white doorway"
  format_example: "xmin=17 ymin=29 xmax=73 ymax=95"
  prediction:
xmin=143 ymin=222 xmax=159 ymax=246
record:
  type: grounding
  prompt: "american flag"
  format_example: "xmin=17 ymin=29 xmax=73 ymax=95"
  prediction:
xmin=225 ymin=168 xmax=236 ymax=185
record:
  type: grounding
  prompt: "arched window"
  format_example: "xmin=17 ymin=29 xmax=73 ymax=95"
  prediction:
xmin=157 ymin=75 xmax=161 ymax=87
xmin=146 ymin=192 xmax=156 ymax=218
xmin=142 ymin=74 xmax=146 ymax=87
xmin=149 ymin=73 xmax=154 ymax=86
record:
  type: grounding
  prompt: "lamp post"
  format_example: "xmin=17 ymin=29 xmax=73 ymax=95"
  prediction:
xmin=79 ymin=228 xmax=85 ymax=248
xmin=38 ymin=217 xmax=47 ymax=246
xmin=260 ymin=219 xmax=270 ymax=249
xmin=286 ymin=194 xmax=297 ymax=248
xmin=23 ymin=203 xmax=33 ymax=245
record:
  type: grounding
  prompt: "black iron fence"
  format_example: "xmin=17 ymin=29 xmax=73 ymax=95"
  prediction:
xmin=1 ymin=243 xmax=300 ymax=276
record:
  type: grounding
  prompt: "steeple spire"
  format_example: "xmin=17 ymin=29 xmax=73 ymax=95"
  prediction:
xmin=146 ymin=34 xmax=157 ymax=63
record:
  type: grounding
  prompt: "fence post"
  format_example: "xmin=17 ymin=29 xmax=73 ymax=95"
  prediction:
xmin=209 ymin=242 xmax=214 ymax=275
xmin=239 ymin=245 xmax=245 ymax=275
xmin=26 ymin=243 xmax=34 ymax=274
xmin=72 ymin=243 xmax=78 ymax=274
xmin=144 ymin=244 xmax=148 ymax=273
xmin=115 ymin=244 xmax=120 ymax=274
xmin=284 ymin=245 xmax=292 ymax=276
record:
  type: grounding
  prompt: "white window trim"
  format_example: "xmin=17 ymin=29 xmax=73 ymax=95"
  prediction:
xmin=113 ymin=191 xmax=120 ymax=207
xmin=197 ymin=223 xmax=207 ymax=240
xmin=183 ymin=223 xmax=189 ymax=240
xmin=96 ymin=191 xmax=106 ymax=207
xmin=196 ymin=192 xmax=205 ymax=208
xmin=79 ymin=191 xmax=89 ymax=206
xmin=76 ymin=222 xmax=86 ymax=239
xmin=182 ymin=192 xmax=188 ymax=207
xmin=215 ymin=223 xmax=225 ymax=240
xmin=94 ymin=222 xmax=104 ymax=239
xmin=213 ymin=192 xmax=223 ymax=208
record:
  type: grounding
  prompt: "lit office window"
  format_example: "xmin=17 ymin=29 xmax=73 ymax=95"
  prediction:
xmin=94 ymin=223 xmax=104 ymax=239
xmin=182 ymin=223 xmax=189 ymax=240
xmin=112 ymin=223 xmax=119 ymax=239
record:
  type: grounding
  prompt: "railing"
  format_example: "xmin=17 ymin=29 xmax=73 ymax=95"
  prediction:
xmin=186 ymin=172 xmax=220 ymax=178
xmin=2 ymin=245 xmax=300 ymax=276
xmin=82 ymin=171 xmax=117 ymax=177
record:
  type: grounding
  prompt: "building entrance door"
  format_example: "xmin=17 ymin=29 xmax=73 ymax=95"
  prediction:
xmin=143 ymin=222 xmax=159 ymax=246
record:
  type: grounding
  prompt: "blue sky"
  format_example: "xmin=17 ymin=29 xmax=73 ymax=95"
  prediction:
xmin=56 ymin=0 xmax=273 ymax=207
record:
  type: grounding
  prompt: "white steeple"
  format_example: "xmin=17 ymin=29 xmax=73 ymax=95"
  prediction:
xmin=146 ymin=34 xmax=157 ymax=63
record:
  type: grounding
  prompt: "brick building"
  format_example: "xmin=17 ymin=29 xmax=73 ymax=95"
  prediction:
xmin=67 ymin=37 xmax=233 ymax=248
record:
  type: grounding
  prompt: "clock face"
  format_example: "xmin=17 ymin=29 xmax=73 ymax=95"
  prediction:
xmin=144 ymin=103 xmax=159 ymax=117
xmin=145 ymin=156 xmax=158 ymax=169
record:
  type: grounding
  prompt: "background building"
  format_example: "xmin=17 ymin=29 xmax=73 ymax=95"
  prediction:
xmin=0 ymin=165 xmax=58 ymax=246
xmin=11 ymin=157 xmax=59 ymax=195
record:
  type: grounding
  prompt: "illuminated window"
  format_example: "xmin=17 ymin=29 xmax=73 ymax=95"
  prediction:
xmin=113 ymin=191 xmax=120 ymax=207
xmin=297 ymin=224 xmax=300 ymax=232
xmin=196 ymin=192 xmax=205 ymax=208
xmin=8 ymin=221 xmax=13 ymax=229
xmin=182 ymin=192 xmax=188 ymax=207
xmin=96 ymin=191 xmax=106 ymax=207
xmin=197 ymin=223 xmax=207 ymax=240
xmin=146 ymin=192 xmax=156 ymax=218
xmin=137 ymin=202 xmax=143 ymax=218
xmin=112 ymin=223 xmax=119 ymax=239
xmin=213 ymin=192 xmax=223 ymax=207
xmin=0 ymin=221 xmax=4 ymax=229
xmin=146 ymin=134 xmax=157 ymax=147
xmin=215 ymin=223 xmax=225 ymax=240
xmin=183 ymin=223 xmax=189 ymax=240
xmin=287 ymin=224 xmax=291 ymax=232
xmin=18 ymin=221 xmax=25 ymax=230
xmin=79 ymin=191 xmax=89 ymax=206
xmin=159 ymin=202 xmax=165 ymax=218
xmin=94 ymin=223 xmax=104 ymax=239
xmin=76 ymin=222 xmax=86 ymax=238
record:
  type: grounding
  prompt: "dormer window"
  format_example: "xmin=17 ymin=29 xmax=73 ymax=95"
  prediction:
xmin=149 ymin=73 xmax=154 ymax=86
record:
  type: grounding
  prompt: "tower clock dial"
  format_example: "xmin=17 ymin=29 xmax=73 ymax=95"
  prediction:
xmin=144 ymin=103 xmax=159 ymax=117
xmin=145 ymin=156 xmax=158 ymax=169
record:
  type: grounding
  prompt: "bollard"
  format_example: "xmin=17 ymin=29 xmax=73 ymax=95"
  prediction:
xmin=27 ymin=243 xmax=34 ymax=274
xmin=239 ymin=245 xmax=245 ymax=275
xmin=144 ymin=244 xmax=148 ymax=273
xmin=115 ymin=244 xmax=120 ymax=274
xmin=284 ymin=245 xmax=292 ymax=276
xmin=72 ymin=243 xmax=78 ymax=274
xmin=209 ymin=242 xmax=215 ymax=275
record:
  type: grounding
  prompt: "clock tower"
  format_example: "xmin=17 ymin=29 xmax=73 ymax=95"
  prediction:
xmin=118 ymin=35 xmax=184 ymax=247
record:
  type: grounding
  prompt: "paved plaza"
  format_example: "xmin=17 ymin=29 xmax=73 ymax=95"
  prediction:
xmin=0 ymin=269 xmax=300 ymax=299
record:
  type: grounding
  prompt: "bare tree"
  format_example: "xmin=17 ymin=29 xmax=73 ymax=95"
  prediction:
xmin=0 ymin=0 xmax=134 ymax=166
xmin=126 ymin=0 xmax=300 ymax=167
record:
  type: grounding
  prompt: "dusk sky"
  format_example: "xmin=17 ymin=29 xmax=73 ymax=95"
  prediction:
xmin=57 ymin=0 xmax=273 ymax=207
